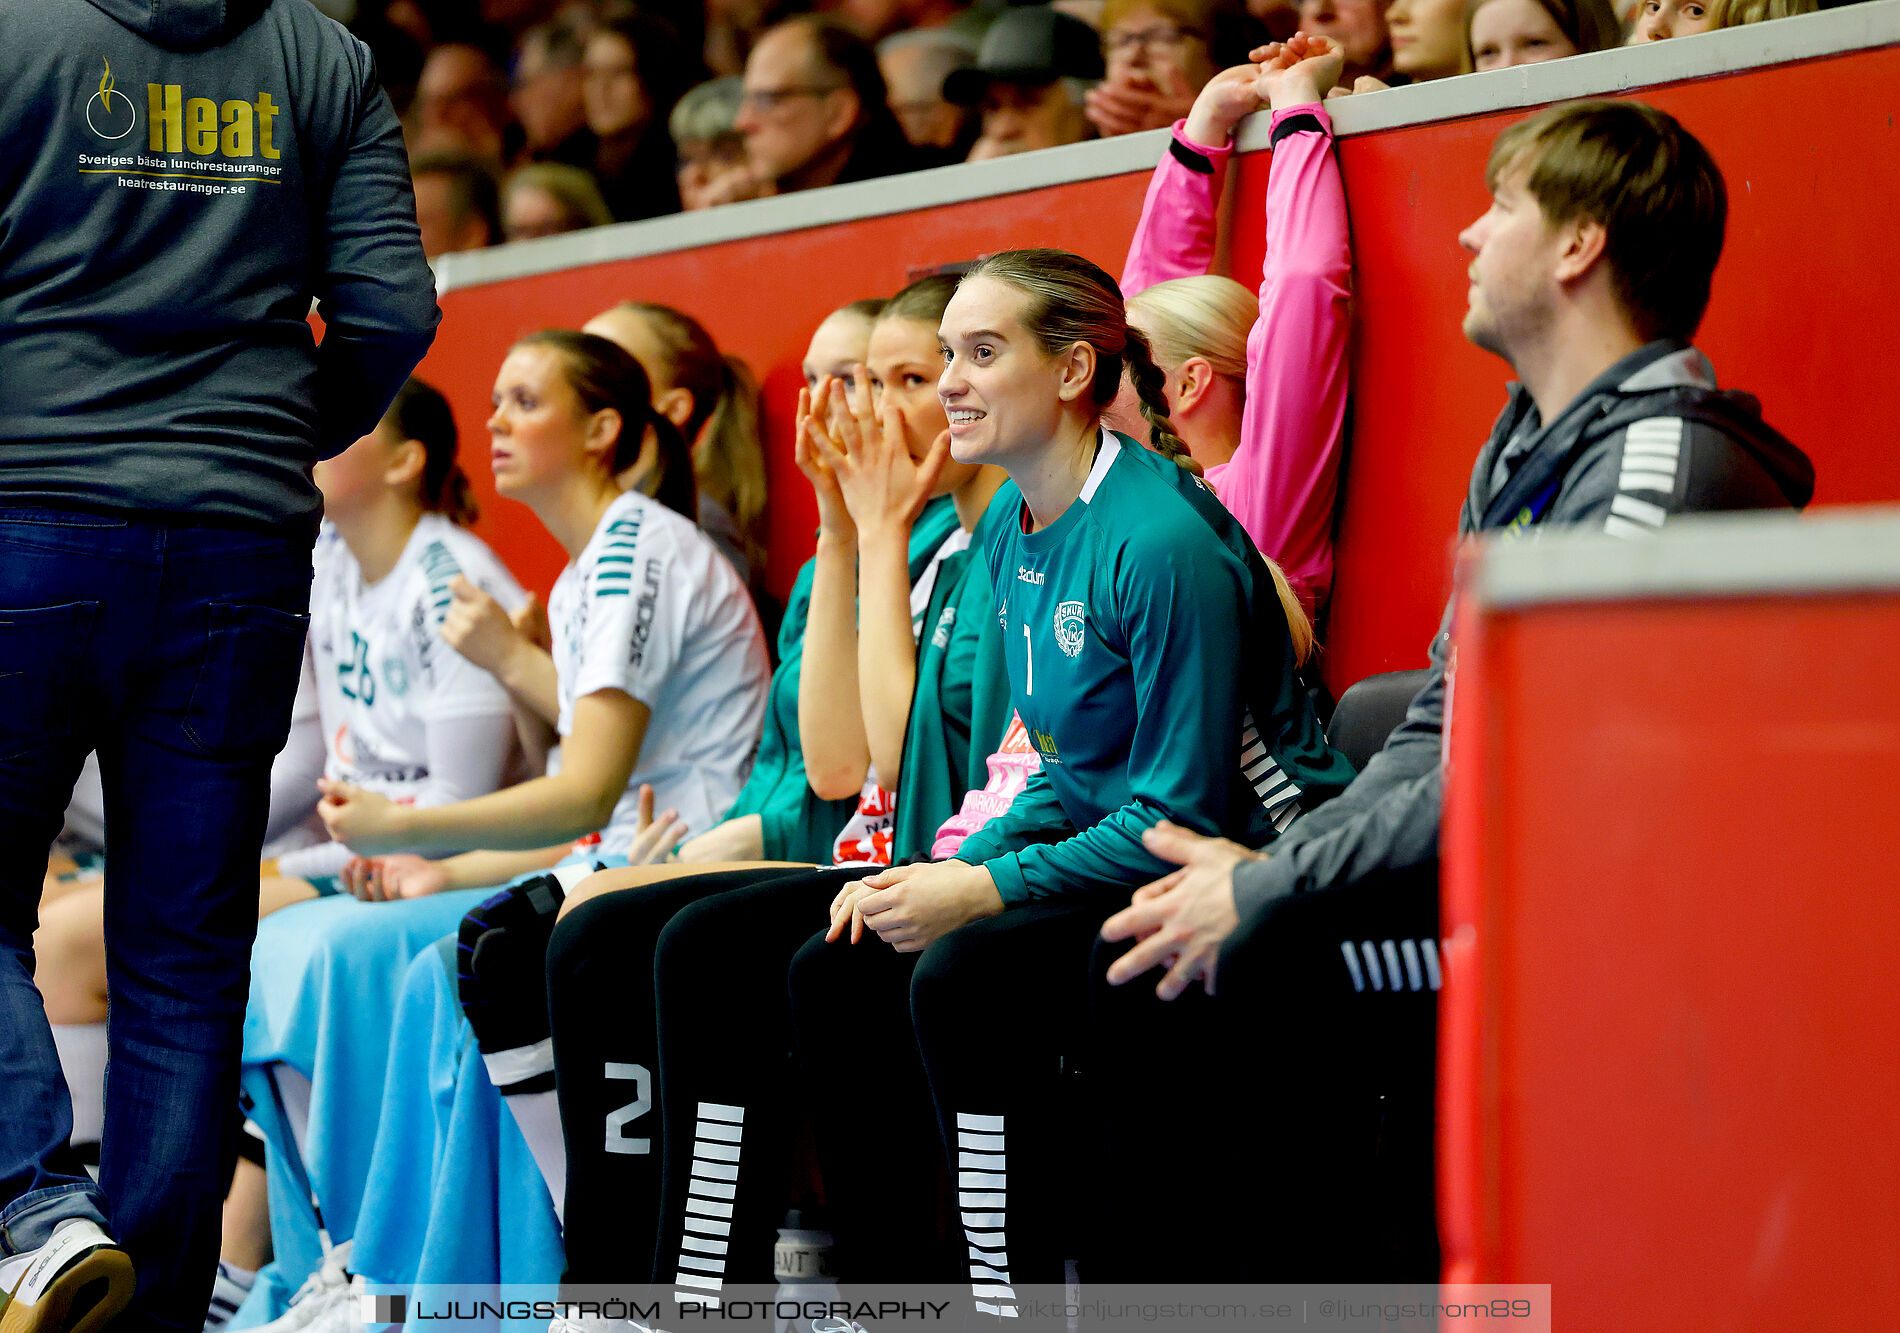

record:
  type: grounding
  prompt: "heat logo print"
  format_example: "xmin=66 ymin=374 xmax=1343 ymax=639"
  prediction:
xmin=1053 ymin=601 xmax=1085 ymax=658
xmin=86 ymin=58 xmax=137 ymax=140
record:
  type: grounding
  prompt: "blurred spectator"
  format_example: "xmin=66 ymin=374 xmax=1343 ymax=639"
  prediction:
xmin=736 ymin=15 xmax=923 ymax=193
xmin=1628 ymin=0 xmax=1811 ymax=39
xmin=1711 ymin=0 xmax=1815 ymax=25
xmin=411 ymin=151 xmax=502 ymax=260
xmin=512 ymin=17 xmax=595 ymax=166
xmin=584 ymin=6 xmax=704 ymax=220
xmin=1629 ymin=0 xmax=1712 ymax=35
xmin=1086 ymin=0 xmax=1256 ymax=137
xmin=410 ymin=42 xmax=517 ymax=162
xmin=878 ymin=29 xmax=982 ymax=154
xmin=946 ymin=6 xmax=1102 ymax=160
xmin=671 ymin=77 xmax=768 ymax=208
xmin=834 ymin=0 xmax=985 ymax=41
xmin=1246 ymin=0 xmax=1304 ymax=37
xmin=706 ymin=0 xmax=804 ymax=76
xmin=482 ymin=0 xmax=568 ymax=40
xmin=1467 ymin=0 xmax=1618 ymax=67
xmin=1386 ymin=0 xmax=1469 ymax=78
xmin=1300 ymin=0 xmax=1394 ymax=83
xmin=501 ymin=162 xmax=615 ymax=241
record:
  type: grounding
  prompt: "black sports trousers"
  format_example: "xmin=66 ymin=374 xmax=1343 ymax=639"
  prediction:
xmin=1087 ymin=865 xmax=1442 ymax=1282
xmin=548 ymin=865 xmax=812 ymax=1286
xmin=548 ymin=864 xmax=1113 ymax=1306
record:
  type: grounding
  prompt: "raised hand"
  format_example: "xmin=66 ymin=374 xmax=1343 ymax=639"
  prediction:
xmin=796 ymin=381 xmax=856 ymax=541
xmin=817 ymin=366 xmax=949 ymax=544
xmin=1182 ymin=62 xmax=1270 ymax=146
xmin=1251 ymin=32 xmax=1347 ymax=109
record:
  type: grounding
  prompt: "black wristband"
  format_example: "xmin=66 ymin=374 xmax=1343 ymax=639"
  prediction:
xmin=1168 ymin=137 xmax=1215 ymax=175
xmin=1270 ymin=112 xmax=1326 ymax=149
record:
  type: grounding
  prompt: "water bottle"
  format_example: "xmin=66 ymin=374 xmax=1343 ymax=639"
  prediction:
xmin=772 ymin=1209 xmax=840 ymax=1333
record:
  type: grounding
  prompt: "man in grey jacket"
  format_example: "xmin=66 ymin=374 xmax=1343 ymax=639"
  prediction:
xmin=0 ymin=2 xmax=436 ymax=1329
xmin=1091 ymin=101 xmax=1813 ymax=1272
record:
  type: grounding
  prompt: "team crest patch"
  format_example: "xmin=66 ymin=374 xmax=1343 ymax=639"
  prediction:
xmin=1053 ymin=601 xmax=1086 ymax=658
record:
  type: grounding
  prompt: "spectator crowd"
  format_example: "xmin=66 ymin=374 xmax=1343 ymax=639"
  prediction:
xmin=346 ymin=0 xmax=1836 ymax=260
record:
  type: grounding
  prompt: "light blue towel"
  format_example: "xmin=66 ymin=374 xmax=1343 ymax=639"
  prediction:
xmin=231 ymin=888 xmax=495 ymax=1327
xmin=350 ymin=937 xmax=564 ymax=1333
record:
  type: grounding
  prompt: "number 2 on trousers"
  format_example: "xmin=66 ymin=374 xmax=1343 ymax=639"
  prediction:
xmin=604 ymin=1062 xmax=652 ymax=1155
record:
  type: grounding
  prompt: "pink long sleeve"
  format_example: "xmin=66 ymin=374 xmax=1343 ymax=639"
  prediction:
xmin=1120 ymin=123 xmax=1233 ymax=296
xmin=1205 ymin=103 xmax=1353 ymax=617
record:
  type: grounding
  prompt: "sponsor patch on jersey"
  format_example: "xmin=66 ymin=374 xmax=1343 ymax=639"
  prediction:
xmin=1053 ymin=600 xmax=1086 ymax=658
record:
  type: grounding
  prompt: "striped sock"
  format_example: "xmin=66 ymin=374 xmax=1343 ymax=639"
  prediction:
xmin=203 ymin=1259 xmax=255 ymax=1332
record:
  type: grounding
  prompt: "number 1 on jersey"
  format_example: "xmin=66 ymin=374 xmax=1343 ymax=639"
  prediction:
xmin=1022 ymin=623 xmax=1033 ymax=696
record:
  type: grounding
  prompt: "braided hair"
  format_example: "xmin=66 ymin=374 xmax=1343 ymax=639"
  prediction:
xmin=961 ymin=248 xmax=1201 ymax=475
xmin=1121 ymin=324 xmax=1200 ymax=476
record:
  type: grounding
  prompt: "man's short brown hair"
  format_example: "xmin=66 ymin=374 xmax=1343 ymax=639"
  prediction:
xmin=1488 ymin=100 xmax=1727 ymax=343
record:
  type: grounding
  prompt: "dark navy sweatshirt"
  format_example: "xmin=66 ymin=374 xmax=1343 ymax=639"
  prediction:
xmin=0 ymin=0 xmax=439 ymax=535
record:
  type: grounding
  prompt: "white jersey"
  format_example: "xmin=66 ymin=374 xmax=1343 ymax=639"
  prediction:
xmin=309 ymin=515 xmax=525 ymax=801
xmin=548 ymin=490 xmax=770 ymax=852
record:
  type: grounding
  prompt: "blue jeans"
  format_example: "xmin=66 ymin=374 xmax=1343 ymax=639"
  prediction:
xmin=0 ymin=507 xmax=311 ymax=1332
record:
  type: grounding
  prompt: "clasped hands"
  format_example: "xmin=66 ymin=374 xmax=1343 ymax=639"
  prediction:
xmin=825 ymin=859 xmax=1004 ymax=953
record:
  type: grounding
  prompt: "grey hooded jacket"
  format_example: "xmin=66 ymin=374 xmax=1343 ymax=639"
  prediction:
xmin=0 ymin=0 xmax=438 ymax=535
xmin=1225 ymin=341 xmax=1815 ymax=936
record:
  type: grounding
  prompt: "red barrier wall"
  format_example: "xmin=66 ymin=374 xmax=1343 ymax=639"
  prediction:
xmin=1440 ymin=528 xmax=1900 ymax=1328
xmin=418 ymin=40 xmax=1900 ymax=697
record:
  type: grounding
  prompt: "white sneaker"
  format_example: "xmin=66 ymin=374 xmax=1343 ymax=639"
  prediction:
xmin=549 ymin=1314 xmax=656 ymax=1333
xmin=252 ymin=1241 xmax=353 ymax=1333
xmin=0 ymin=1218 xmax=135 ymax=1333
xmin=301 ymin=1275 xmax=366 ymax=1333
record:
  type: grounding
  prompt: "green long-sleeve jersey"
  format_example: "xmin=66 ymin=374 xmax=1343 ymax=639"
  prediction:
xmin=724 ymin=497 xmax=963 ymax=863
xmin=954 ymin=432 xmax=1354 ymax=904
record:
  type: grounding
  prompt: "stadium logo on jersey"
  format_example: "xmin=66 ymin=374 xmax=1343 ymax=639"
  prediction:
xmin=1053 ymin=601 xmax=1086 ymax=658
xmin=86 ymin=59 xmax=138 ymax=140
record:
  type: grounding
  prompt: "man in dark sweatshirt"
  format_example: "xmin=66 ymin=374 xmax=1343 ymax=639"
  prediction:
xmin=0 ymin=2 xmax=436 ymax=1329
xmin=1093 ymin=101 xmax=1814 ymax=1271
